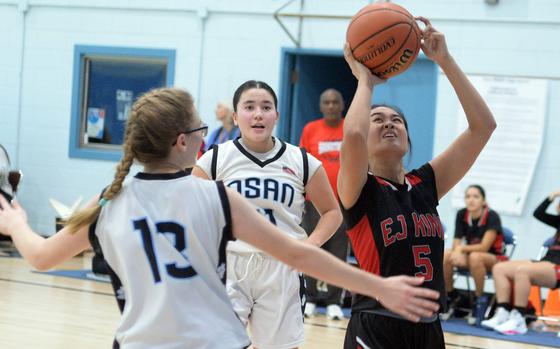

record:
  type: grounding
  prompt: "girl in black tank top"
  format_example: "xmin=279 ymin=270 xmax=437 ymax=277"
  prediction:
xmin=339 ymin=17 xmax=497 ymax=348
xmin=481 ymin=191 xmax=560 ymax=335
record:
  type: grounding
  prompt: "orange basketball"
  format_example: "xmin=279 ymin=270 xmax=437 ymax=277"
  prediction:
xmin=346 ymin=3 xmax=421 ymax=79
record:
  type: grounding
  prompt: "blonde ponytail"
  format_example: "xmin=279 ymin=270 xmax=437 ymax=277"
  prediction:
xmin=64 ymin=87 xmax=195 ymax=234
xmin=65 ymin=145 xmax=134 ymax=234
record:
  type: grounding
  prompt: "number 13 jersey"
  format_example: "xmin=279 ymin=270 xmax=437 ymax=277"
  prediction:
xmin=93 ymin=172 xmax=250 ymax=349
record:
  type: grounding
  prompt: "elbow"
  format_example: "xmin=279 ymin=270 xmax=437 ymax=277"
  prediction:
xmin=334 ymin=210 xmax=343 ymax=229
xmin=282 ymin=250 xmax=306 ymax=272
xmin=488 ymin=118 xmax=497 ymax=133
xmin=471 ymin=118 xmax=496 ymax=140
xmin=28 ymin=242 xmax=55 ymax=271
xmin=480 ymin=118 xmax=497 ymax=137
xmin=282 ymin=243 xmax=315 ymax=273
xmin=31 ymin=255 xmax=54 ymax=271
xmin=344 ymin=126 xmax=367 ymax=143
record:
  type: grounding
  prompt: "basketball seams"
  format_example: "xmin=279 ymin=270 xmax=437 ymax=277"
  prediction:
xmin=350 ymin=21 xmax=412 ymax=54
xmin=370 ymin=23 xmax=413 ymax=71
xmin=348 ymin=7 xmax=413 ymax=29
xmin=347 ymin=3 xmax=421 ymax=78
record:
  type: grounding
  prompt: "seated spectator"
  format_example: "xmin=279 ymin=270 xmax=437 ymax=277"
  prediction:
xmin=442 ymin=184 xmax=506 ymax=324
xmin=205 ymin=100 xmax=239 ymax=150
xmin=481 ymin=190 xmax=560 ymax=335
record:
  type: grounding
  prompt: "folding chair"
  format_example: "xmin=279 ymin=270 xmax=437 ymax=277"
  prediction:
xmin=455 ymin=226 xmax=517 ymax=294
xmin=453 ymin=227 xmax=516 ymax=317
xmin=529 ymin=237 xmax=560 ymax=335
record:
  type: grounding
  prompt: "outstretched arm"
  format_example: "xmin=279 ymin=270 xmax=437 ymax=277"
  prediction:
xmin=0 ymin=195 xmax=94 ymax=270
xmin=338 ymin=43 xmax=385 ymax=209
xmin=227 ymin=187 xmax=440 ymax=322
xmin=417 ymin=17 xmax=497 ymax=200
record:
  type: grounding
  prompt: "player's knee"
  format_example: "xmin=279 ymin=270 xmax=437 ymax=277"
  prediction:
xmin=468 ymin=252 xmax=483 ymax=266
xmin=492 ymin=262 xmax=505 ymax=275
xmin=515 ymin=264 xmax=530 ymax=277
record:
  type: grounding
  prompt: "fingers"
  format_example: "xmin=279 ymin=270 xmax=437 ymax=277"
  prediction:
xmin=402 ymin=276 xmax=424 ymax=286
xmin=397 ymin=301 xmax=436 ymax=323
xmin=415 ymin=16 xmax=440 ymax=44
xmin=405 ymin=301 xmax=437 ymax=320
xmin=414 ymin=287 xmax=440 ymax=301
xmin=343 ymin=42 xmax=354 ymax=63
xmin=415 ymin=16 xmax=431 ymax=27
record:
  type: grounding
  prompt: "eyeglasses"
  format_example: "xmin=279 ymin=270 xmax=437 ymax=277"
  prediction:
xmin=172 ymin=123 xmax=209 ymax=145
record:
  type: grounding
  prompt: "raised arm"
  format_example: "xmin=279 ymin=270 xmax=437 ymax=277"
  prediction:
xmin=417 ymin=17 xmax=497 ymax=200
xmin=0 ymin=195 xmax=94 ymax=270
xmin=227 ymin=187 xmax=439 ymax=322
xmin=338 ymin=44 xmax=385 ymax=209
xmin=533 ymin=191 xmax=560 ymax=227
xmin=304 ymin=166 xmax=342 ymax=247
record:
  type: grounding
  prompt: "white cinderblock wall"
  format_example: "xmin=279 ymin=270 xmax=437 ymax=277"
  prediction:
xmin=1 ymin=1 xmax=559 ymax=271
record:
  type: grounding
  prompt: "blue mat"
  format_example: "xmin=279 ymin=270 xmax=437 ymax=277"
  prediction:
xmin=442 ymin=318 xmax=560 ymax=348
xmin=34 ymin=269 xmax=111 ymax=283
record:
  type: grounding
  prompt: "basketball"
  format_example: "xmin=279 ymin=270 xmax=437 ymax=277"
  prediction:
xmin=346 ymin=3 xmax=421 ymax=79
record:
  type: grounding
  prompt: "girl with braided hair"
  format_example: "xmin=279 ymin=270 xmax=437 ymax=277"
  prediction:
xmin=0 ymin=87 xmax=439 ymax=348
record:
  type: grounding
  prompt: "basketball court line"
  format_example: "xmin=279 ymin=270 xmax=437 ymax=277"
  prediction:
xmin=0 ymin=276 xmax=527 ymax=349
xmin=0 ymin=277 xmax=114 ymax=297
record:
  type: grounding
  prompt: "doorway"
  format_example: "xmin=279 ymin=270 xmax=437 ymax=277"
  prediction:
xmin=277 ymin=48 xmax=438 ymax=170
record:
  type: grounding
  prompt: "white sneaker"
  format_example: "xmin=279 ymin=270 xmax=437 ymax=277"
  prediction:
xmin=495 ymin=309 xmax=528 ymax=335
xmin=326 ymin=304 xmax=344 ymax=320
xmin=304 ymin=302 xmax=316 ymax=318
xmin=481 ymin=307 xmax=510 ymax=330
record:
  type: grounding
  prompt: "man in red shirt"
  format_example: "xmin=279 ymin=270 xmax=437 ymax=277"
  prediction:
xmin=300 ymin=88 xmax=348 ymax=320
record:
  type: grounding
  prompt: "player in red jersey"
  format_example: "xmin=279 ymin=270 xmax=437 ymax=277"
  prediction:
xmin=339 ymin=17 xmax=496 ymax=348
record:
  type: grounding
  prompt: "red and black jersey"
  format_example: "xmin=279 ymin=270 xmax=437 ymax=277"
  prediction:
xmin=342 ymin=163 xmax=445 ymax=313
xmin=533 ymin=197 xmax=560 ymax=264
xmin=454 ymin=207 xmax=505 ymax=256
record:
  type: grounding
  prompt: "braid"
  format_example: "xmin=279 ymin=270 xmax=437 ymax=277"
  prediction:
xmin=64 ymin=143 xmax=134 ymax=234
xmin=65 ymin=87 xmax=195 ymax=234
xmin=102 ymin=144 xmax=134 ymax=201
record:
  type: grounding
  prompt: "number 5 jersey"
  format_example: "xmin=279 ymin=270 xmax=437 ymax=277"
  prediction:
xmin=342 ymin=163 xmax=446 ymax=314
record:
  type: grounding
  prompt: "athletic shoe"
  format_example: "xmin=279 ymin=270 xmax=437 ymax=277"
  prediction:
xmin=326 ymin=304 xmax=344 ymax=320
xmin=468 ymin=295 xmax=489 ymax=327
xmin=481 ymin=307 xmax=510 ymax=330
xmin=494 ymin=309 xmax=528 ymax=335
xmin=304 ymin=302 xmax=317 ymax=318
xmin=440 ymin=294 xmax=461 ymax=321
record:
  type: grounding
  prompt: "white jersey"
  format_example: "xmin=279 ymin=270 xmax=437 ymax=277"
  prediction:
xmin=197 ymin=138 xmax=321 ymax=253
xmin=92 ymin=171 xmax=250 ymax=349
